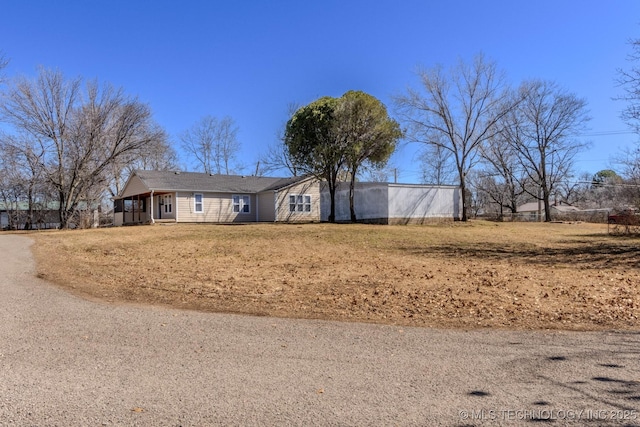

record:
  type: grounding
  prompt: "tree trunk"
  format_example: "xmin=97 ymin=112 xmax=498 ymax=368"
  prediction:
xmin=543 ymin=187 xmax=552 ymax=222
xmin=349 ymin=167 xmax=358 ymax=223
xmin=459 ymin=173 xmax=468 ymax=221
xmin=58 ymin=191 xmax=71 ymax=229
xmin=328 ymin=184 xmax=336 ymax=223
xmin=24 ymin=186 xmax=34 ymax=230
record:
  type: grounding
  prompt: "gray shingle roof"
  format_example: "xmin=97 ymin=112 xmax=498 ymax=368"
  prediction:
xmin=132 ymin=170 xmax=310 ymax=194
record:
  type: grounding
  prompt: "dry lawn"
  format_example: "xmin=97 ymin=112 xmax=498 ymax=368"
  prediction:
xmin=28 ymin=221 xmax=640 ymax=330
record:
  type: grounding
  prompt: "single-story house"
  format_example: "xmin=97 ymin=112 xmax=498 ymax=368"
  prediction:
xmin=321 ymin=182 xmax=462 ymax=224
xmin=113 ymin=170 xmax=321 ymax=226
xmin=1 ymin=201 xmax=61 ymax=230
xmin=1 ymin=200 xmax=100 ymax=230
xmin=516 ymin=201 xmax=581 ymax=220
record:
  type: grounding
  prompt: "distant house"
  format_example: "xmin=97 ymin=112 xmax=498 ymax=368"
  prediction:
xmin=113 ymin=170 xmax=321 ymax=226
xmin=1 ymin=200 xmax=100 ymax=230
xmin=321 ymin=182 xmax=462 ymax=224
xmin=517 ymin=201 xmax=581 ymax=220
xmin=0 ymin=201 xmax=60 ymax=230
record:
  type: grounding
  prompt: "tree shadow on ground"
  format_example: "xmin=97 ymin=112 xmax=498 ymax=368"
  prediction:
xmin=533 ymin=334 xmax=640 ymax=425
xmin=400 ymin=238 xmax=640 ymax=269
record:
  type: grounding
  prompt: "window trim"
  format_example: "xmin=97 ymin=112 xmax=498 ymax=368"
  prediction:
xmin=194 ymin=193 xmax=204 ymax=213
xmin=232 ymin=194 xmax=251 ymax=214
xmin=289 ymin=194 xmax=312 ymax=213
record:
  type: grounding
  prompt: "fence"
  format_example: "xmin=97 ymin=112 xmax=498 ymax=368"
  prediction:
xmin=483 ymin=210 xmax=610 ymax=223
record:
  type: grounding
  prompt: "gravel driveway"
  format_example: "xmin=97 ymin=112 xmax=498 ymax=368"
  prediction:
xmin=1 ymin=234 xmax=639 ymax=426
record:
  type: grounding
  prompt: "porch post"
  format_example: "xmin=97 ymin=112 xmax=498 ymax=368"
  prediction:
xmin=150 ymin=190 xmax=155 ymax=224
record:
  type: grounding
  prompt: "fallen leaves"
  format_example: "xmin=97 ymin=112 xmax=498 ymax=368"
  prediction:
xmin=31 ymin=222 xmax=640 ymax=331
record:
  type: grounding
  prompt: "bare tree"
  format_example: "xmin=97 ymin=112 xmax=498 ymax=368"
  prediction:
xmin=258 ymin=103 xmax=302 ymax=176
xmin=395 ymin=54 xmax=513 ymax=220
xmin=108 ymin=127 xmax=177 ymax=198
xmin=0 ymin=140 xmax=25 ymax=229
xmin=419 ymin=142 xmax=456 ymax=185
xmin=478 ymin=134 xmax=528 ymax=218
xmin=258 ymin=140 xmax=301 ymax=176
xmin=128 ymin=130 xmax=178 ymax=172
xmin=617 ymin=38 xmax=640 ymax=133
xmin=0 ymin=52 xmax=8 ymax=85
xmin=554 ymin=172 xmax=591 ymax=207
xmin=1 ymin=68 xmax=165 ymax=228
xmin=616 ymin=37 xmax=640 ymax=209
xmin=500 ymin=80 xmax=590 ymax=221
xmin=613 ymin=142 xmax=640 ymax=209
xmin=466 ymin=170 xmax=494 ymax=218
xmin=180 ymin=115 xmax=241 ymax=175
xmin=361 ymin=162 xmax=397 ymax=183
xmin=0 ymin=131 xmax=56 ymax=229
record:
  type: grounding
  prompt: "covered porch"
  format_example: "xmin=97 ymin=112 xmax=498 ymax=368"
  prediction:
xmin=113 ymin=192 xmax=176 ymax=226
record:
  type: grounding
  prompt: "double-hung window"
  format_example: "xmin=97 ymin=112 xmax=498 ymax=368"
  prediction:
xmin=232 ymin=195 xmax=250 ymax=213
xmin=289 ymin=194 xmax=311 ymax=213
xmin=163 ymin=195 xmax=172 ymax=214
xmin=194 ymin=193 xmax=203 ymax=213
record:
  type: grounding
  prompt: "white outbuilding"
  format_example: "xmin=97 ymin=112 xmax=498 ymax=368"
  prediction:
xmin=321 ymin=182 xmax=462 ymax=224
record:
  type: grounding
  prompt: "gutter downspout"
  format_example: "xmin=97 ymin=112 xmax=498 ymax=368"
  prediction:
xmin=150 ymin=190 xmax=155 ymax=224
xmin=274 ymin=190 xmax=278 ymax=222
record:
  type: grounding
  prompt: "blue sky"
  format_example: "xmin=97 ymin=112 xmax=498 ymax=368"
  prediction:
xmin=2 ymin=0 xmax=640 ymax=182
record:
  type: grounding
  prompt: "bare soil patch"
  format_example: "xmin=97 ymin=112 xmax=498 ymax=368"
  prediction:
xmin=28 ymin=221 xmax=640 ymax=330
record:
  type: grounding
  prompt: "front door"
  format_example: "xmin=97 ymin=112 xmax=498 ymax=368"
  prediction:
xmin=159 ymin=194 xmax=172 ymax=220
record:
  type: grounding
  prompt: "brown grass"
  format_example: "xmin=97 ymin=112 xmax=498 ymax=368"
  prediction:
xmin=29 ymin=221 xmax=640 ymax=330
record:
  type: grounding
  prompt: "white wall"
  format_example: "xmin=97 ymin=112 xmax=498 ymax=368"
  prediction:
xmin=388 ymin=184 xmax=461 ymax=222
xmin=321 ymin=183 xmax=388 ymax=222
xmin=321 ymin=182 xmax=461 ymax=223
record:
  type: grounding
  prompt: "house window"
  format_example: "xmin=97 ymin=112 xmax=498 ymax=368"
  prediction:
xmin=232 ymin=195 xmax=250 ymax=213
xmin=194 ymin=193 xmax=203 ymax=213
xmin=289 ymin=194 xmax=311 ymax=213
xmin=163 ymin=195 xmax=172 ymax=214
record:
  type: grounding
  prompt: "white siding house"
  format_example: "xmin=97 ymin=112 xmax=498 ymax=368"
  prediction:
xmin=114 ymin=171 xmax=321 ymax=226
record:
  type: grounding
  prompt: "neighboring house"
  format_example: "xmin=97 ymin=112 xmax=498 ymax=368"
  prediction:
xmin=321 ymin=182 xmax=462 ymax=224
xmin=0 ymin=201 xmax=61 ymax=230
xmin=1 ymin=201 xmax=58 ymax=230
xmin=113 ymin=170 xmax=321 ymax=226
xmin=516 ymin=201 xmax=581 ymax=220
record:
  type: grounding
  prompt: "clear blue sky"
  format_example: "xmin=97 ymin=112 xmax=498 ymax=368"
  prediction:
xmin=2 ymin=0 xmax=640 ymax=182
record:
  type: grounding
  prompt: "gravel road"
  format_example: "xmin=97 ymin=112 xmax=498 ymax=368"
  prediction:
xmin=1 ymin=234 xmax=639 ymax=426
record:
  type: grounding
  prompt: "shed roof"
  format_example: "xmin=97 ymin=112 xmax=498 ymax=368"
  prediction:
xmin=127 ymin=170 xmax=311 ymax=195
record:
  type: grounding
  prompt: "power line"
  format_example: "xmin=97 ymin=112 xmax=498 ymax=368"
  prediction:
xmin=579 ymin=130 xmax=635 ymax=137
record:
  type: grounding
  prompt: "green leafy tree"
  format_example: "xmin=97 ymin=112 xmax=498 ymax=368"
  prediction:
xmin=592 ymin=169 xmax=622 ymax=187
xmin=336 ymin=91 xmax=402 ymax=222
xmin=285 ymin=96 xmax=344 ymax=222
xmin=285 ymin=93 xmax=401 ymax=223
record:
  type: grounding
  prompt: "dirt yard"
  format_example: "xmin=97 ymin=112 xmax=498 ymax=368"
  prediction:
xmin=28 ymin=221 xmax=640 ymax=330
